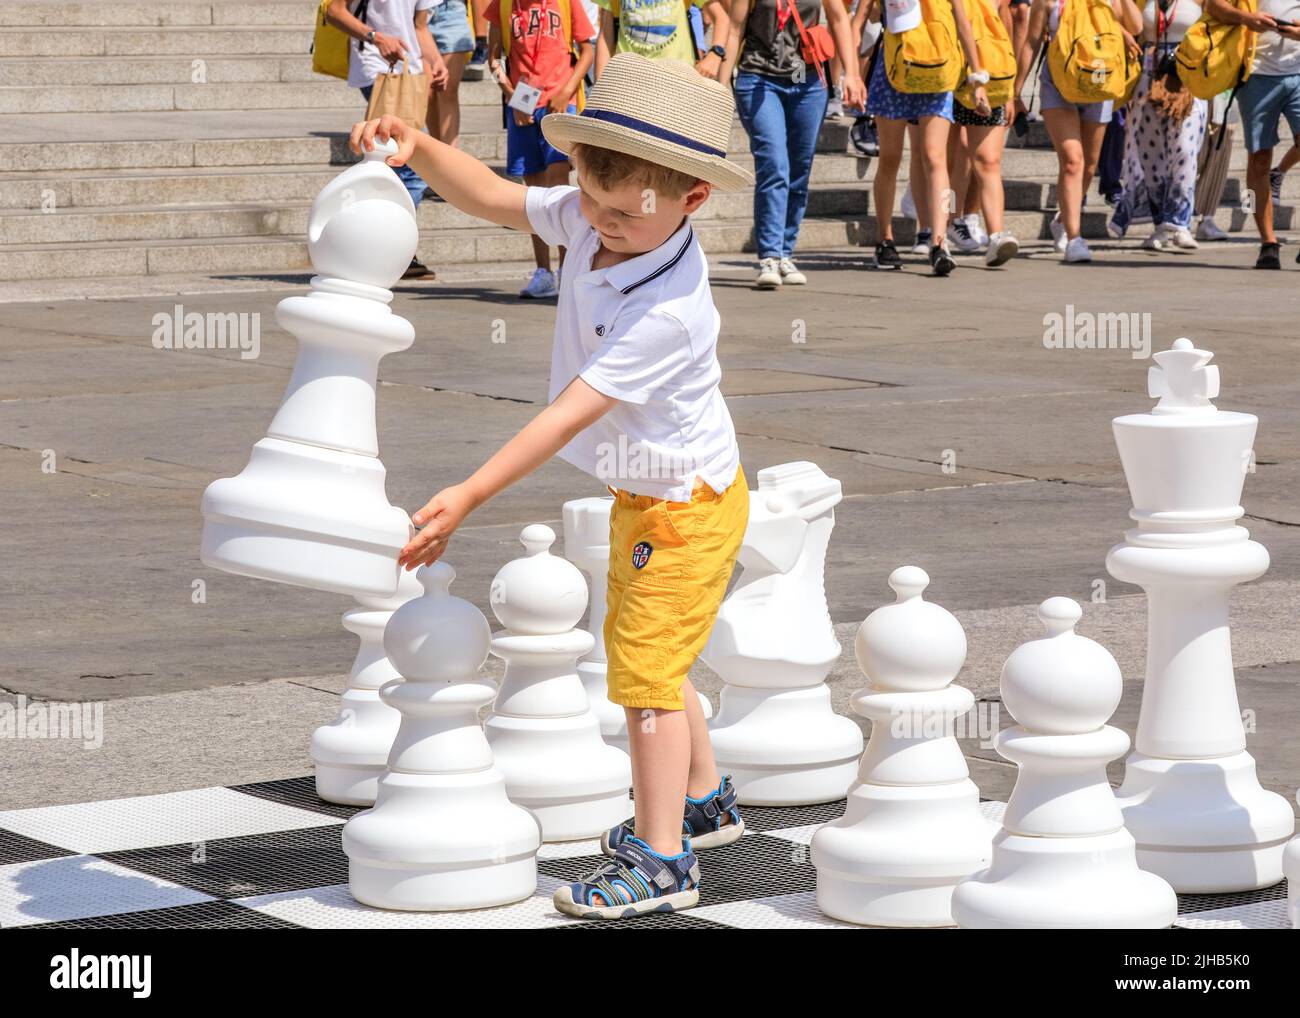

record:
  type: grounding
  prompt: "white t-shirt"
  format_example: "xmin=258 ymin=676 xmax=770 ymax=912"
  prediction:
xmin=1141 ymin=0 xmax=1201 ymax=41
xmin=347 ymin=0 xmax=438 ymax=89
xmin=524 ymin=185 xmax=741 ymax=502
xmin=1255 ymin=0 xmax=1300 ymax=76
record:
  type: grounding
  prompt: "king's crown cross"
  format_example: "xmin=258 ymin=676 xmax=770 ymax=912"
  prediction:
xmin=1148 ymin=338 xmax=1220 ymax=412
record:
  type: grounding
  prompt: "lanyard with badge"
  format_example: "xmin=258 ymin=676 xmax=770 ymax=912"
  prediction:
xmin=507 ymin=3 xmax=550 ymax=115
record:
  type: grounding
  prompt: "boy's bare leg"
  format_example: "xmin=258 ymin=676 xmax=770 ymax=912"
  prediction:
xmin=626 ymin=706 xmax=691 ymax=857
xmin=682 ymin=678 xmax=722 ymax=798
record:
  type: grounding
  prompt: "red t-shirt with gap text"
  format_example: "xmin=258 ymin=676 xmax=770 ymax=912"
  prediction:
xmin=485 ymin=0 xmax=594 ymax=105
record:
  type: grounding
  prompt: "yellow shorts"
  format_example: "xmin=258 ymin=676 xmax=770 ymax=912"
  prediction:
xmin=603 ymin=465 xmax=749 ymax=712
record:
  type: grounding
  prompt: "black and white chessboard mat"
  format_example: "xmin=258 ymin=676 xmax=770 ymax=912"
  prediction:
xmin=0 ymin=777 xmax=1289 ymax=929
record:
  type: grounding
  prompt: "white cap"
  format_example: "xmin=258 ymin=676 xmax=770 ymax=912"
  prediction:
xmin=885 ymin=0 xmax=922 ymax=35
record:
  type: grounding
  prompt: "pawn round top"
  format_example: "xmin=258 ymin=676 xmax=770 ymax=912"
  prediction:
xmin=306 ymin=137 xmax=419 ymax=289
xmin=855 ymin=566 xmax=967 ymax=692
xmin=489 ymin=523 xmax=589 ymax=634
xmin=382 ymin=563 xmax=491 ymax=682
xmin=999 ymin=597 xmax=1122 ymax=735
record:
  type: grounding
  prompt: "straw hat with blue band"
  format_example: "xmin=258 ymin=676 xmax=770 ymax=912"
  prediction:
xmin=539 ymin=53 xmax=755 ymax=192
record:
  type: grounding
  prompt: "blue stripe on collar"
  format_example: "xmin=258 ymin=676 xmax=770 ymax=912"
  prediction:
xmin=619 ymin=227 xmax=695 ymax=294
xmin=579 ymin=109 xmax=727 ymax=158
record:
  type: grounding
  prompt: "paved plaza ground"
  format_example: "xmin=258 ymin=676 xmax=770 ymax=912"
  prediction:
xmin=3 ymin=238 xmax=1298 ymax=813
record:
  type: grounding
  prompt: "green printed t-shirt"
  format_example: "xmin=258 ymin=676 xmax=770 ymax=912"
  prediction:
xmin=599 ymin=0 xmax=701 ymax=63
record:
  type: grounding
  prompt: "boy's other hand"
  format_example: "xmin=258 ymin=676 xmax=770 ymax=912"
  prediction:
xmin=349 ymin=115 xmax=417 ymax=167
xmin=399 ymin=484 xmax=480 ymax=570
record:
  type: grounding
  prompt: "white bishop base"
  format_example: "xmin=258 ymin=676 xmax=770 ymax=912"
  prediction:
xmin=1117 ymin=751 xmax=1295 ymax=892
xmin=814 ymin=779 xmax=995 ymax=926
xmin=710 ymin=685 xmax=862 ymax=805
xmin=951 ymin=827 xmax=1178 ymax=929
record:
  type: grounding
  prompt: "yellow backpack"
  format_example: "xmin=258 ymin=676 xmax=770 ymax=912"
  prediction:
xmin=1175 ymin=0 xmax=1258 ymax=100
xmin=885 ymin=0 xmax=963 ymax=94
xmin=311 ymin=0 xmax=352 ymax=80
xmin=956 ymin=0 xmax=1017 ymax=109
xmin=499 ymin=0 xmax=586 ymax=111
xmin=1047 ymin=0 xmax=1129 ymax=103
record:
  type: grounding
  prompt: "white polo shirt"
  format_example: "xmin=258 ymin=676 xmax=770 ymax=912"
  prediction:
xmin=524 ymin=184 xmax=741 ymax=502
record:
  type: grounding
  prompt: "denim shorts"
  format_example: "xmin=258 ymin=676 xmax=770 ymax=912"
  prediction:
xmin=429 ymin=0 xmax=473 ymax=54
xmin=1238 ymin=72 xmax=1300 ymax=153
xmin=505 ymin=103 xmax=575 ymax=177
xmin=1039 ymin=60 xmax=1113 ymax=123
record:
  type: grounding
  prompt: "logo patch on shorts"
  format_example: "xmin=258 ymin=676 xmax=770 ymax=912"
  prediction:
xmin=631 ymin=541 xmax=652 ymax=569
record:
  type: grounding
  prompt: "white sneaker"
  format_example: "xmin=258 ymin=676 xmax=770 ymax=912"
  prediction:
xmin=1163 ymin=225 xmax=1199 ymax=250
xmin=1141 ymin=231 xmax=1164 ymax=251
xmin=910 ymin=229 xmax=933 ymax=255
xmin=756 ymin=257 xmax=783 ymax=289
xmin=946 ymin=219 xmax=982 ymax=253
xmin=985 ymin=231 xmax=1019 ymax=266
xmin=1050 ymin=213 xmax=1067 ymax=254
xmin=901 ymin=184 xmax=917 ymax=221
xmin=1064 ymin=236 xmax=1092 ymax=263
xmin=965 ymin=213 xmax=989 ymax=248
xmin=520 ymin=266 xmax=558 ymax=298
xmin=1196 ymin=216 xmax=1229 ymax=241
xmin=777 ymin=257 xmax=807 ymax=284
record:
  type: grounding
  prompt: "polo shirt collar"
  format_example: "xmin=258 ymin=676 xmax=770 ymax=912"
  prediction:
xmin=602 ymin=216 xmax=695 ymax=295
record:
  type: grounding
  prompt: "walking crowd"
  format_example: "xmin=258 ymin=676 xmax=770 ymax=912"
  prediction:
xmin=320 ymin=0 xmax=1300 ymax=285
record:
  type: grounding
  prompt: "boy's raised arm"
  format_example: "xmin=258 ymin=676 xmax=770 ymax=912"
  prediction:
xmin=351 ymin=116 xmax=533 ymax=234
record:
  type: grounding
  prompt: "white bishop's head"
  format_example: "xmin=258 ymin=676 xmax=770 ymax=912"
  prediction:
xmin=306 ymin=137 xmax=420 ymax=288
xmin=382 ymin=563 xmax=491 ymax=682
xmin=489 ymin=524 xmax=588 ymax=635
xmin=999 ymin=597 xmax=1122 ymax=735
xmin=855 ymin=566 xmax=966 ymax=692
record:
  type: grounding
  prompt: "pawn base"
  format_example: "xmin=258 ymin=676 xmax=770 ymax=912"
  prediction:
xmin=1283 ymin=835 xmax=1300 ymax=928
xmin=1117 ymin=750 xmax=1295 ymax=892
xmin=951 ymin=827 xmax=1177 ymax=929
xmin=710 ymin=684 xmax=863 ymax=805
xmin=310 ymin=687 xmax=401 ymax=806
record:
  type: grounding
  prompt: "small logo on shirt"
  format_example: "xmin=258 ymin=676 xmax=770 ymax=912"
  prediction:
xmin=631 ymin=541 xmax=653 ymax=569
xmin=595 ymin=324 xmax=605 ymax=336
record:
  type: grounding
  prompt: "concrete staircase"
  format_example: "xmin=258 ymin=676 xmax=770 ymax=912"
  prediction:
xmin=0 ymin=0 xmax=1281 ymax=298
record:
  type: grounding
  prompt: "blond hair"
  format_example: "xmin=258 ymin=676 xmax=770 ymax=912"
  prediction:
xmin=570 ymin=143 xmax=702 ymax=200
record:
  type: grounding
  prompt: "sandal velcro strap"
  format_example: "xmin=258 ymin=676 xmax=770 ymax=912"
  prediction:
xmin=616 ymin=841 xmax=678 ymax=891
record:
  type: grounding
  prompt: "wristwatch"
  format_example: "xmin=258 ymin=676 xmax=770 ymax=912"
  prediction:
xmin=710 ymin=44 xmax=727 ymax=59
xmin=366 ymin=29 xmax=376 ymax=43
xmin=967 ymin=69 xmax=990 ymax=86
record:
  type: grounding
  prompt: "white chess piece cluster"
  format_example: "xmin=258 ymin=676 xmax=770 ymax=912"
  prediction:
xmin=812 ymin=567 xmax=995 ymax=926
xmin=200 ymin=138 xmax=422 ymax=805
xmin=1108 ymin=338 xmax=1293 ymax=892
xmin=950 ymin=598 xmax=1177 ymax=928
xmin=702 ymin=462 xmax=863 ymax=805
xmin=343 ymin=563 xmax=540 ymax=910
xmin=483 ymin=524 xmax=632 ymax=840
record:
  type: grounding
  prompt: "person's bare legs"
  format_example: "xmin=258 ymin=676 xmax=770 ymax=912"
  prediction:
xmin=625 ymin=706 xmax=691 ymax=859
xmin=873 ymin=116 xmax=908 ymax=242
xmin=1078 ymin=118 xmax=1107 ymax=214
xmin=916 ymin=115 xmax=952 ymax=242
xmin=1277 ymin=140 xmax=1300 ymax=175
xmin=1044 ymin=107 xmax=1085 ymax=238
xmin=948 ymin=124 xmax=971 ymax=218
xmin=1248 ymin=147 xmax=1277 ymax=245
xmin=428 ymin=51 xmax=469 ymax=148
xmin=682 ymin=678 xmax=723 ymax=798
xmin=909 ymin=131 xmax=931 ymax=233
xmin=969 ymin=122 xmax=1006 ymax=234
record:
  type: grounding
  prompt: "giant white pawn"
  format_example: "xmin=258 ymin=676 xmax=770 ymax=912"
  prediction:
xmin=951 ymin=598 xmax=1177 ymax=929
xmin=561 ymin=495 xmax=711 ymax=751
xmin=483 ymin=524 xmax=631 ymax=841
xmin=812 ymin=566 xmax=995 ymax=926
xmin=703 ymin=462 xmax=863 ymax=805
xmin=311 ymin=566 xmax=423 ymax=805
xmin=343 ymin=563 xmax=540 ymax=910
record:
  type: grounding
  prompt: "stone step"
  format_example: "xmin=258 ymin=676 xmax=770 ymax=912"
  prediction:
xmin=0 ymin=26 xmax=318 ymax=57
xmin=0 ymin=203 xmax=1270 ymax=282
xmin=0 ymin=2 xmax=318 ymax=29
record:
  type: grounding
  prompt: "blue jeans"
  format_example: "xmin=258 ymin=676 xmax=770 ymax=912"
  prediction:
xmin=733 ymin=72 xmax=828 ymax=260
xmin=359 ymin=84 xmax=428 ymax=208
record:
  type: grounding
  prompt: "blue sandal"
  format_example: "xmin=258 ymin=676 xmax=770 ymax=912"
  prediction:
xmin=553 ymin=837 xmax=700 ymax=919
xmin=600 ymin=774 xmax=745 ymax=856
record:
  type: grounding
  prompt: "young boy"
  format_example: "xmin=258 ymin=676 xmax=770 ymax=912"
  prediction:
xmin=484 ymin=0 xmax=596 ymax=298
xmin=350 ymin=53 xmax=755 ymax=919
